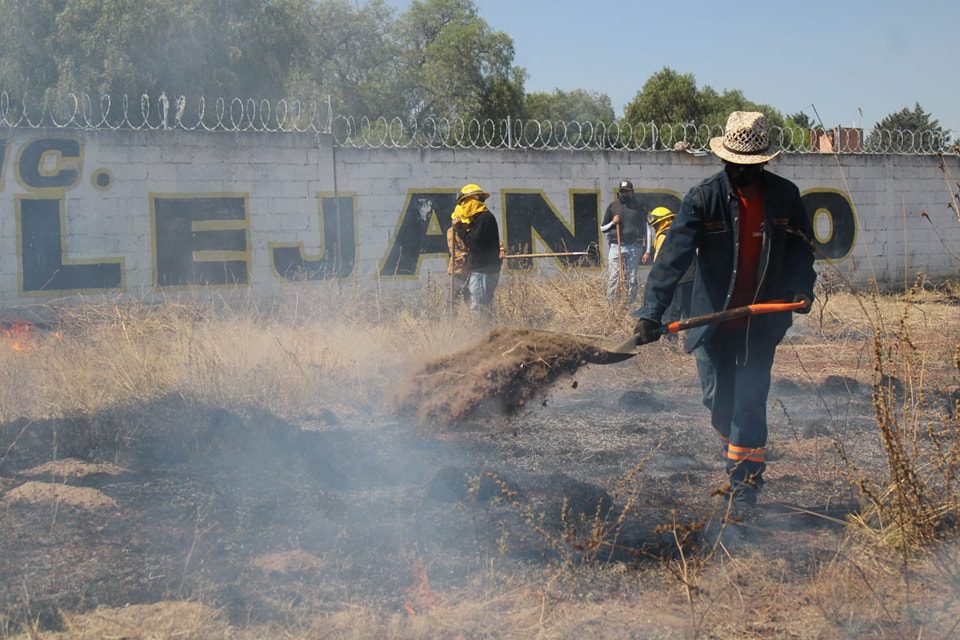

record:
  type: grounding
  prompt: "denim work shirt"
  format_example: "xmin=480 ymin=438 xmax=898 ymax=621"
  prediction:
xmin=635 ymin=169 xmax=817 ymax=353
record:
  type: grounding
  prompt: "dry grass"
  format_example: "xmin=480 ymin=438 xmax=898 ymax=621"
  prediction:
xmin=1 ymin=271 xmax=959 ymax=639
xmin=0 ymin=273 xmax=637 ymax=424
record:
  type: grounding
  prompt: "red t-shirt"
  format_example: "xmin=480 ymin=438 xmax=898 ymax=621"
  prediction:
xmin=723 ymin=185 xmax=765 ymax=330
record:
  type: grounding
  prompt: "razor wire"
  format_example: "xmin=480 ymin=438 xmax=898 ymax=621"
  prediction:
xmin=0 ymin=91 xmax=955 ymax=155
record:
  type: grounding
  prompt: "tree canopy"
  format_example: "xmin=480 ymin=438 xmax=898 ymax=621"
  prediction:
xmin=865 ymin=103 xmax=950 ymax=152
xmin=0 ymin=0 xmax=525 ymax=124
xmin=522 ymin=89 xmax=615 ymax=123
xmin=623 ymin=67 xmax=785 ymax=129
xmin=0 ymin=1 xmax=951 ymax=146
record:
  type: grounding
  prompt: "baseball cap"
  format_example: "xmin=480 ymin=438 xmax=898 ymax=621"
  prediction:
xmin=618 ymin=180 xmax=634 ymax=191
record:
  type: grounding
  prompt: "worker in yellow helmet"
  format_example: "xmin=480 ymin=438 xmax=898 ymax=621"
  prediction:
xmin=450 ymin=183 xmax=505 ymax=313
xmin=646 ymin=206 xmax=693 ymax=326
xmin=647 ymin=206 xmax=677 ymax=261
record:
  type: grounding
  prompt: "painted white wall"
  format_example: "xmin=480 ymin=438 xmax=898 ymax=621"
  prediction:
xmin=0 ymin=128 xmax=957 ymax=310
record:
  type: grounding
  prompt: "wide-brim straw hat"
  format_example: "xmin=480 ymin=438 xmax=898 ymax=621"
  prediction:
xmin=709 ymin=111 xmax=781 ymax=164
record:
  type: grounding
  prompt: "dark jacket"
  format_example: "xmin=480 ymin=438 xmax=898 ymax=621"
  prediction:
xmin=460 ymin=209 xmax=502 ymax=273
xmin=636 ymin=169 xmax=816 ymax=353
xmin=601 ymin=198 xmax=646 ymax=245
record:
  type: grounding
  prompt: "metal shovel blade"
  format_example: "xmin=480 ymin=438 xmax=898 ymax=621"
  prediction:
xmin=583 ymin=334 xmax=642 ymax=364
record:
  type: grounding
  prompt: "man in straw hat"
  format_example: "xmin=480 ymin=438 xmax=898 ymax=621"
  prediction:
xmin=631 ymin=111 xmax=817 ymax=507
xmin=451 ymin=183 xmax=505 ymax=313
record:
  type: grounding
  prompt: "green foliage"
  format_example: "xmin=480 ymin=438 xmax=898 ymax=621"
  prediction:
xmin=789 ymin=111 xmax=814 ymax=129
xmin=866 ymin=103 xmax=951 ymax=152
xmin=393 ymin=0 xmax=523 ymax=123
xmin=622 ymin=67 xmax=786 ymax=148
xmin=623 ymin=68 xmax=699 ymax=125
xmin=873 ymin=103 xmax=946 ymax=134
xmin=523 ymin=88 xmax=616 ymax=123
xmin=3 ymin=0 xmax=310 ymax=98
xmin=286 ymin=0 xmax=403 ymax=118
xmin=0 ymin=0 xmax=523 ymax=124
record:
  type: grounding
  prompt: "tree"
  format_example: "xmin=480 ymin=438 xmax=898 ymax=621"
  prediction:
xmin=287 ymin=0 xmax=404 ymax=118
xmin=0 ymin=0 xmax=62 ymax=97
xmin=789 ymin=111 xmax=814 ymax=129
xmin=697 ymin=87 xmax=784 ymax=130
xmin=392 ymin=0 xmax=524 ymax=124
xmin=867 ymin=103 xmax=950 ymax=152
xmin=523 ymin=88 xmax=615 ymax=123
xmin=784 ymin=111 xmax=815 ymax=151
xmin=623 ymin=68 xmax=699 ymax=125
xmin=622 ymin=67 xmax=785 ymax=148
xmin=0 ymin=0 xmax=313 ymax=99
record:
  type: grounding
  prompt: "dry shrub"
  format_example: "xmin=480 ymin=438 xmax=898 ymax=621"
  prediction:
xmin=839 ymin=315 xmax=960 ymax=549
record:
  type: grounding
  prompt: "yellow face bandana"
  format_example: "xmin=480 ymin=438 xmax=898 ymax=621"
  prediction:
xmin=451 ymin=198 xmax=487 ymax=224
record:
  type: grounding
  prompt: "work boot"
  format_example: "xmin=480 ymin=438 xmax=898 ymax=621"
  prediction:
xmin=730 ymin=483 xmax=760 ymax=507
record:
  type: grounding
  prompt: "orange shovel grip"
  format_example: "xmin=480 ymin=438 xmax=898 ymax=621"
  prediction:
xmin=663 ymin=300 xmax=808 ymax=334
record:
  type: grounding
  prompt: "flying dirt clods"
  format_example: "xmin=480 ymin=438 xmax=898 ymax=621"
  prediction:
xmin=396 ymin=327 xmax=606 ymax=426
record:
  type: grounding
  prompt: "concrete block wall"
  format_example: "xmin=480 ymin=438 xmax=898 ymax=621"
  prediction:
xmin=0 ymin=127 xmax=957 ymax=309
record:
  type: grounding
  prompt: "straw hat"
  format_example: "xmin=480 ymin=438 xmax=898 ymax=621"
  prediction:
xmin=709 ymin=111 xmax=781 ymax=164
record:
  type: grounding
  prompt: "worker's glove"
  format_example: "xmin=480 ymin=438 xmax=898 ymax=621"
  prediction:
xmin=789 ymin=292 xmax=814 ymax=314
xmin=632 ymin=318 xmax=663 ymax=345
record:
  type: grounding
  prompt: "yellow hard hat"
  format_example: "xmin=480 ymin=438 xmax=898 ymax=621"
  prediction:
xmin=457 ymin=183 xmax=491 ymax=203
xmin=648 ymin=206 xmax=675 ymax=224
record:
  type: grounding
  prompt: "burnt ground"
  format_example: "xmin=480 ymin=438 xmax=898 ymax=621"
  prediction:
xmin=0 ymin=331 xmax=956 ymax=636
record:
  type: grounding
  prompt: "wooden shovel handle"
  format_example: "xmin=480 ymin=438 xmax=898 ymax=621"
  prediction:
xmin=663 ymin=300 xmax=808 ymax=334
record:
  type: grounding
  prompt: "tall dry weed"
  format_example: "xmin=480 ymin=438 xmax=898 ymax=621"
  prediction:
xmin=835 ymin=307 xmax=960 ymax=549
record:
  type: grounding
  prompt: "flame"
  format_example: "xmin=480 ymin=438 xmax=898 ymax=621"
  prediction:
xmin=0 ymin=321 xmax=60 ymax=352
xmin=403 ymin=556 xmax=442 ymax=616
xmin=1 ymin=321 xmax=37 ymax=352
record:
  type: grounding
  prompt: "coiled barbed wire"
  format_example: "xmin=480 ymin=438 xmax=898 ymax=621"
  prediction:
xmin=0 ymin=91 xmax=955 ymax=155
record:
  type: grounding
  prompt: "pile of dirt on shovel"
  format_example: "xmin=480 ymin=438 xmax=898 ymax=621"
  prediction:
xmin=396 ymin=327 xmax=607 ymax=426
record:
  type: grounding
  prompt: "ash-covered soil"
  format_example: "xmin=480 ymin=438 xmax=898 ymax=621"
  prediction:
xmin=0 ymin=333 xmax=954 ymax=635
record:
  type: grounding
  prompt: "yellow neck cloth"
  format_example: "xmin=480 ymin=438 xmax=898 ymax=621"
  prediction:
xmin=452 ymin=198 xmax=487 ymax=224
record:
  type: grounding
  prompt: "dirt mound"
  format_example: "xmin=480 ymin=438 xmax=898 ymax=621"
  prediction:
xmin=251 ymin=550 xmax=327 ymax=575
xmin=19 ymin=459 xmax=127 ymax=479
xmin=2 ymin=481 xmax=117 ymax=510
xmin=397 ymin=328 xmax=605 ymax=425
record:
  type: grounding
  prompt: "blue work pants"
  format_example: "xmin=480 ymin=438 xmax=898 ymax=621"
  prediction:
xmin=693 ymin=329 xmax=778 ymax=490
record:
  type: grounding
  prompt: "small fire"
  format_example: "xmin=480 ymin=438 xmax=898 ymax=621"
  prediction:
xmin=0 ymin=321 xmax=60 ymax=352
xmin=1 ymin=321 xmax=37 ymax=352
xmin=403 ymin=556 xmax=442 ymax=616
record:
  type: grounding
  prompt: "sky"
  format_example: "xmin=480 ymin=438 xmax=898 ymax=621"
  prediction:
xmin=385 ymin=0 xmax=958 ymax=132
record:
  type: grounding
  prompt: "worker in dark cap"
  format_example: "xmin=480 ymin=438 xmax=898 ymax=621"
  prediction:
xmin=600 ymin=180 xmax=651 ymax=304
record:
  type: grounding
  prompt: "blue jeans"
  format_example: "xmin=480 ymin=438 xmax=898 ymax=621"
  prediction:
xmin=606 ymin=243 xmax=643 ymax=303
xmin=693 ymin=329 xmax=778 ymax=491
xmin=468 ymin=271 xmax=499 ymax=312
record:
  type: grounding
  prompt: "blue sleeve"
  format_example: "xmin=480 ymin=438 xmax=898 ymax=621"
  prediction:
xmin=634 ymin=188 xmax=703 ymax=321
xmin=783 ymin=184 xmax=817 ymax=298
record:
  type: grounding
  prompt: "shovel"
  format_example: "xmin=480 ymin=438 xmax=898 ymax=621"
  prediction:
xmin=587 ymin=300 xmax=808 ymax=364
